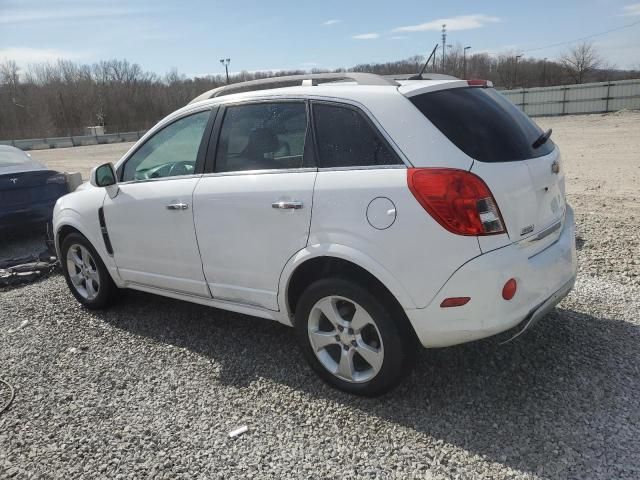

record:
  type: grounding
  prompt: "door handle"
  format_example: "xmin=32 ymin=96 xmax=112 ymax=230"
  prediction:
xmin=166 ymin=203 xmax=189 ymax=210
xmin=272 ymin=201 xmax=303 ymax=210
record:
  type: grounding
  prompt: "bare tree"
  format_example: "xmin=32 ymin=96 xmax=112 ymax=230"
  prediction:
xmin=0 ymin=48 xmax=637 ymax=141
xmin=560 ymin=42 xmax=601 ymax=84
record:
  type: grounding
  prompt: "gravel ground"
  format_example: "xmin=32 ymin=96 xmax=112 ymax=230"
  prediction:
xmin=2 ymin=112 xmax=640 ymax=479
xmin=29 ymin=142 xmax=134 ymax=180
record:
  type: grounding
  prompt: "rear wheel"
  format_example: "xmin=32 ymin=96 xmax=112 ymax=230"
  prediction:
xmin=295 ymin=277 xmax=414 ymax=396
xmin=61 ymin=233 xmax=117 ymax=309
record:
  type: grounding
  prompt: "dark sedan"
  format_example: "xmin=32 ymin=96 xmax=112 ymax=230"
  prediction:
xmin=0 ymin=145 xmax=69 ymax=230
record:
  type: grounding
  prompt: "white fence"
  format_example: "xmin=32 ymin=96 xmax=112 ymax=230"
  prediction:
xmin=500 ymin=78 xmax=640 ymax=117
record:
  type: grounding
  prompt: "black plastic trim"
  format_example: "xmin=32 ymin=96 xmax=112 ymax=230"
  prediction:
xmin=98 ymin=207 xmax=114 ymax=255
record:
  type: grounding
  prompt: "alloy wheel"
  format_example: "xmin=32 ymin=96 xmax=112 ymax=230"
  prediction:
xmin=66 ymin=244 xmax=100 ymax=301
xmin=307 ymin=295 xmax=384 ymax=383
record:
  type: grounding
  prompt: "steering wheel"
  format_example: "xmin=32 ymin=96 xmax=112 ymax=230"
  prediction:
xmin=168 ymin=161 xmax=192 ymax=177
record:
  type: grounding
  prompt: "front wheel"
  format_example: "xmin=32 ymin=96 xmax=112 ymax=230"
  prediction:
xmin=295 ymin=277 xmax=415 ymax=396
xmin=61 ymin=233 xmax=117 ymax=310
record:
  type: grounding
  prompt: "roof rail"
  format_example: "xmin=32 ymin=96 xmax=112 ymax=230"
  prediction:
xmin=188 ymin=72 xmax=399 ymax=104
xmin=383 ymin=73 xmax=460 ymax=81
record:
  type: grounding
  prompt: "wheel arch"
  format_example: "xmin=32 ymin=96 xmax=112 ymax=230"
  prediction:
xmin=54 ymin=210 xmax=122 ymax=286
xmin=278 ymin=246 xmax=418 ymax=340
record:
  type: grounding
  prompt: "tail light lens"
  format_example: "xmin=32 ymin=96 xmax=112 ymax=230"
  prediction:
xmin=407 ymin=168 xmax=506 ymax=236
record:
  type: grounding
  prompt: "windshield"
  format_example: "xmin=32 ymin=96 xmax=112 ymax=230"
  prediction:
xmin=409 ymin=87 xmax=555 ymax=162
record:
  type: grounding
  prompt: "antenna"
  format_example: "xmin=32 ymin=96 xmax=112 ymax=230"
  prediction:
xmin=409 ymin=44 xmax=439 ymax=80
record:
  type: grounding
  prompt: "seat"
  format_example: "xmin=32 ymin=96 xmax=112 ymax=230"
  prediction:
xmin=241 ymin=128 xmax=279 ymax=168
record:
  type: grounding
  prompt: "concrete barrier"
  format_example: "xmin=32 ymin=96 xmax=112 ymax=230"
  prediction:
xmin=2 ymin=130 xmax=146 ymax=151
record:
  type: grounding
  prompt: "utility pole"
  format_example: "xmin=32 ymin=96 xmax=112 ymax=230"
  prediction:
xmin=463 ymin=46 xmax=471 ymax=79
xmin=514 ymin=54 xmax=523 ymax=88
xmin=433 ymin=45 xmax=439 ymax=70
xmin=58 ymin=92 xmax=72 ymax=137
xmin=441 ymin=24 xmax=447 ymax=72
xmin=220 ymin=58 xmax=231 ymax=84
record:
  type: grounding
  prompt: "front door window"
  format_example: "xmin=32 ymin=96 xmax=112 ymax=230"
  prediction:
xmin=122 ymin=110 xmax=210 ymax=182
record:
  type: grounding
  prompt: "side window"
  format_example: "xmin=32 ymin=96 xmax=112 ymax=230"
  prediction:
xmin=215 ymin=102 xmax=307 ymax=173
xmin=122 ymin=110 xmax=210 ymax=182
xmin=312 ymin=103 xmax=402 ymax=168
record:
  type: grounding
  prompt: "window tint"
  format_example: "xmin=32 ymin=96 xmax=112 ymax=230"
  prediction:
xmin=409 ymin=88 xmax=555 ymax=163
xmin=122 ymin=110 xmax=210 ymax=182
xmin=312 ymin=103 xmax=402 ymax=168
xmin=215 ymin=102 xmax=307 ymax=172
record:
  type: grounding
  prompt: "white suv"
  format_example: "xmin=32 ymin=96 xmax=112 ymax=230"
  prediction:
xmin=53 ymin=73 xmax=577 ymax=395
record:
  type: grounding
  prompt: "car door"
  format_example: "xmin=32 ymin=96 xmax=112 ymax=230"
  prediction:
xmin=103 ymin=108 xmax=215 ymax=297
xmin=193 ymin=100 xmax=316 ymax=310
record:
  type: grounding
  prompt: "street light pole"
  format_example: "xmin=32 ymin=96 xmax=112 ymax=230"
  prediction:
xmin=463 ymin=46 xmax=471 ymax=79
xmin=220 ymin=58 xmax=231 ymax=84
xmin=514 ymin=54 xmax=523 ymax=88
xmin=441 ymin=24 xmax=446 ymax=72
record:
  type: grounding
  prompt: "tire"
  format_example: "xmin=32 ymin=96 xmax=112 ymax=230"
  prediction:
xmin=295 ymin=277 xmax=415 ymax=396
xmin=60 ymin=232 xmax=117 ymax=310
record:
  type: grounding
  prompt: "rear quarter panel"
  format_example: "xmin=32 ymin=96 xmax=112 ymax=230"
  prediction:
xmin=307 ymin=168 xmax=481 ymax=309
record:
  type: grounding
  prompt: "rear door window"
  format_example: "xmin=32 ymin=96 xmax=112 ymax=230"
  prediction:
xmin=215 ymin=102 xmax=308 ymax=172
xmin=312 ymin=103 xmax=403 ymax=168
xmin=409 ymin=87 xmax=555 ymax=162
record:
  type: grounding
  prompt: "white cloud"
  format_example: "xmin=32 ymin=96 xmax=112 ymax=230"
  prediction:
xmin=392 ymin=14 xmax=500 ymax=33
xmin=0 ymin=47 xmax=86 ymax=64
xmin=390 ymin=36 xmax=408 ymax=40
xmin=621 ymin=3 xmax=640 ymax=16
xmin=323 ymin=19 xmax=341 ymax=26
xmin=352 ymin=33 xmax=380 ymax=40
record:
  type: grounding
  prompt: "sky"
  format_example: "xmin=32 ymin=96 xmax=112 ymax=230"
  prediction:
xmin=1 ymin=0 xmax=640 ymax=77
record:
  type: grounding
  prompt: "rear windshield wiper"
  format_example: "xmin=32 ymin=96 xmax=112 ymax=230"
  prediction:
xmin=532 ymin=128 xmax=552 ymax=149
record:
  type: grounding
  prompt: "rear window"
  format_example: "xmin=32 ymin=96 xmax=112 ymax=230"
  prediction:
xmin=409 ymin=87 xmax=555 ymax=162
xmin=312 ymin=103 xmax=402 ymax=168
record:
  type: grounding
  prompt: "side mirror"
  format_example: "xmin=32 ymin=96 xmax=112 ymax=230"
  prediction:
xmin=90 ymin=163 xmax=119 ymax=198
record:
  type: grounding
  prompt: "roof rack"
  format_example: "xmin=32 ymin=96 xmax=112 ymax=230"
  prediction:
xmin=383 ymin=73 xmax=460 ymax=81
xmin=188 ymin=72 xmax=399 ymax=104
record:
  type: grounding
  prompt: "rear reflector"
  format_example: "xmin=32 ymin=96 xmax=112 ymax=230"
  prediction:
xmin=407 ymin=168 xmax=506 ymax=236
xmin=440 ymin=297 xmax=471 ymax=308
xmin=502 ymin=279 xmax=517 ymax=300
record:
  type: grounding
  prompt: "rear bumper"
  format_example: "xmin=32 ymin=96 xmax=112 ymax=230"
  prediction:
xmin=406 ymin=206 xmax=578 ymax=348
xmin=0 ymin=201 xmax=56 ymax=230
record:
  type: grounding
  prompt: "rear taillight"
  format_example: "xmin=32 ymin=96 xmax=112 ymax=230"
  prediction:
xmin=407 ymin=168 xmax=506 ymax=236
xmin=46 ymin=174 xmax=67 ymax=185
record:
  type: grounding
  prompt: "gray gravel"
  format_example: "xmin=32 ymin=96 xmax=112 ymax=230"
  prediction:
xmin=1 ymin=197 xmax=639 ymax=480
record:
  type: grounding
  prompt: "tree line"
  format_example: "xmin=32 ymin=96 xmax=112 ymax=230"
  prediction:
xmin=1 ymin=42 xmax=637 ymax=140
